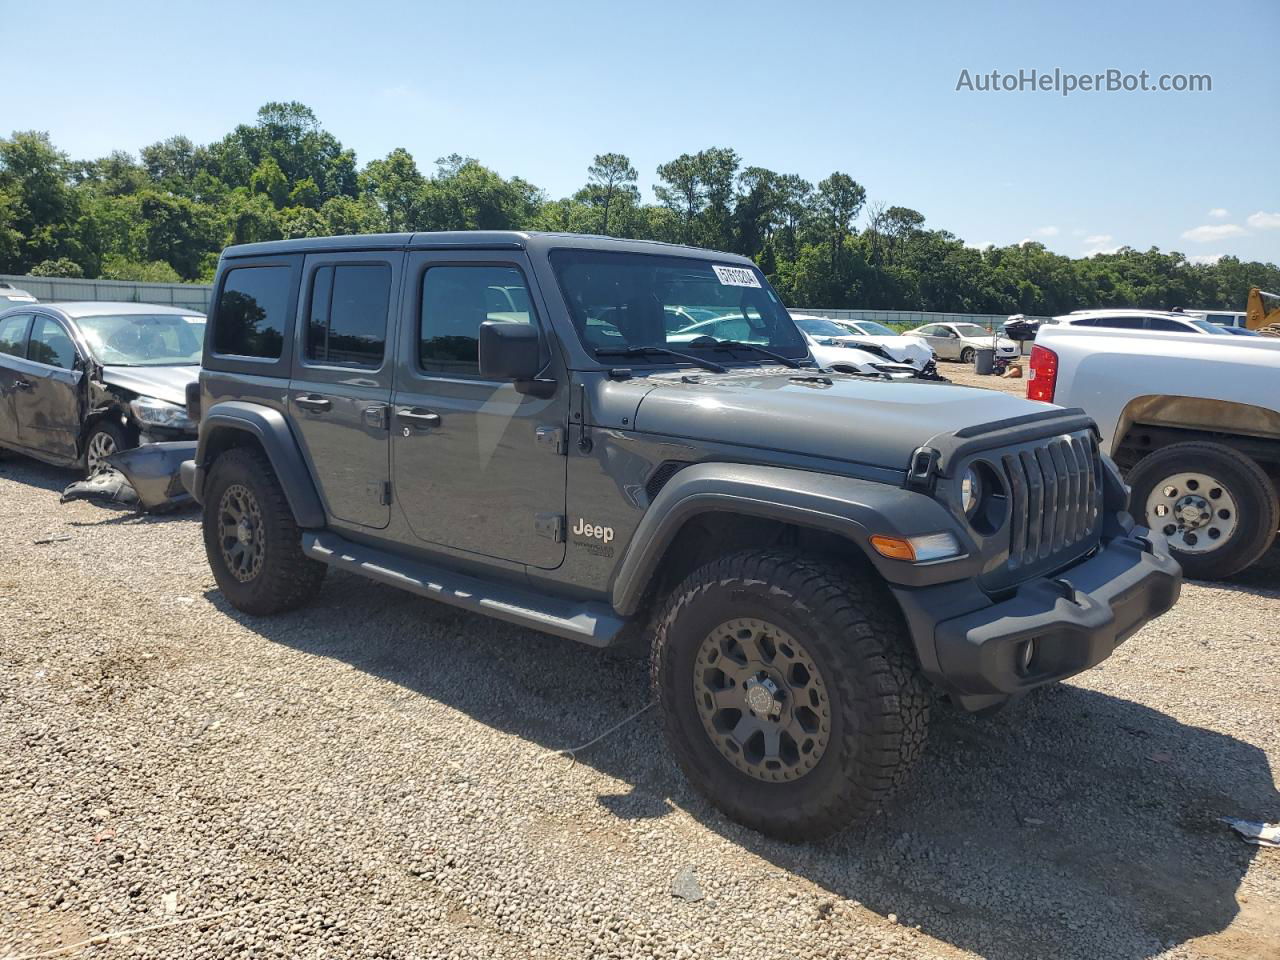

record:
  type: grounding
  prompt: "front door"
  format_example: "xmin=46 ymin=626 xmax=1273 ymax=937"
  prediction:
xmin=288 ymin=252 xmax=401 ymax=529
xmin=391 ymin=252 xmax=568 ymax=570
xmin=16 ymin=315 xmax=83 ymax=461
xmin=0 ymin=313 xmax=32 ymax=446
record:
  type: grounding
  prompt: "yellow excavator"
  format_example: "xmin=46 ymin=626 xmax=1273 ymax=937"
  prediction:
xmin=1245 ymin=286 xmax=1280 ymax=336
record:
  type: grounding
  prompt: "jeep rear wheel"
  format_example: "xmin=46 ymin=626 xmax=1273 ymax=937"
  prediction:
xmin=651 ymin=550 xmax=929 ymax=840
xmin=202 ymin=447 xmax=326 ymax=615
xmin=1127 ymin=441 xmax=1278 ymax=580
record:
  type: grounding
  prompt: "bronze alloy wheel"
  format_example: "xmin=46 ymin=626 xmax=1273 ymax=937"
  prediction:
xmin=692 ymin=616 xmax=832 ymax=783
xmin=217 ymin=483 xmax=266 ymax=583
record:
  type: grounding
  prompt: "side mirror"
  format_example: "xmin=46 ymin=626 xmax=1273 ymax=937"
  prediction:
xmin=478 ymin=320 xmax=543 ymax=382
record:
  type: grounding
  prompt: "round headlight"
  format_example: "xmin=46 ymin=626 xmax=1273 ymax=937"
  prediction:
xmin=961 ymin=466 xmax=982 ymax=515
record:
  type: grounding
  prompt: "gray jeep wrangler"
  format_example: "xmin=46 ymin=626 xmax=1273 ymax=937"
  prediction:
xmin=181 ymin=232 xmax=1181 ymax=839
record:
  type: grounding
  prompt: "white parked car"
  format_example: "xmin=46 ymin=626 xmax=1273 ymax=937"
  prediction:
xmin=799 ymin=316 xmax=935 ymax=372
xmin=0 ymin=282 xmax=37 ymax=305
xmin=787 ymin=314 xmax=919 ymax=377
xmin=1054 ymin=309 xmax=1235 ymax=336
xmin=904 ymin=322 xmax=1018 ymax=363
xmin=665 ymin=313 xmax=910 ymax=377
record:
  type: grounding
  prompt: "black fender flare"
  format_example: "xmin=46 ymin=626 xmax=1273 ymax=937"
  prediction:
xmin=609 ymin=462 xmax=979 ymax=616
xmin=191 ymin=401 xmax=326 ymax=528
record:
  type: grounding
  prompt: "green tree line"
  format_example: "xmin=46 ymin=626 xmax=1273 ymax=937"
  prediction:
xmin=2 ymin=101 xmax=1276 ymax=314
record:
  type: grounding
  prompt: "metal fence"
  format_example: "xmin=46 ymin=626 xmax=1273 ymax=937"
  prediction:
xmin=796 ymin=307 xmax=1052 ymax=329
xmin=2 ymin=274 xmax=1047 ymax=331
xmin=1 ymin=274 xmax=213 ymax=312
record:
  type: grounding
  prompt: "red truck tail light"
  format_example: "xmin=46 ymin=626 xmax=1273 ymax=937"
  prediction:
xmin=1027 ymin=345 xmax=1058 ymax=402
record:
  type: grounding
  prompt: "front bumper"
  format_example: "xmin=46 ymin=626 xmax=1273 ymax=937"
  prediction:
xmin=893 ymin=531 xmax=1181 ymax=710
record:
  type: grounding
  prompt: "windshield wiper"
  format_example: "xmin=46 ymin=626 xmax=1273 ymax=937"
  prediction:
xmin=595 ymin=345 xmax=727 ymax=373
xmin=684 ymin=336 xmax=804 ymax=369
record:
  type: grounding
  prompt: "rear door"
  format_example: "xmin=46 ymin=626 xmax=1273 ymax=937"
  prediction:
xmin=391 ymin=251 xmax=568 ymax=569
xmin=16 ymin=314 xmax=83 ymax=460
xmin=288 ymin=252 xmax=401 ymax=529
xmin=0 ymin=313 xmax=32 ymax=445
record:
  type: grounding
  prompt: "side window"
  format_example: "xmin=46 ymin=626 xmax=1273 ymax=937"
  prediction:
xmin=419 ymin=265 xmax=535 ymax=375
xmin=1145 ymin=317 xmax=1184 ymax=332
xmin=917 ymin=325 xmax=937 ymax=336
xmin=28 ymin=317 xmax=77 ymax=369
xmin=0 ymin=314 xmax=30 ymax=357
xmin=306 ymin=263 xmax=390 ymax=368
xmin=213 ymin=265 xmax=291 ymax=359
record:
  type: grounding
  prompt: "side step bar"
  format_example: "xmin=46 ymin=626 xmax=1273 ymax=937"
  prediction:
xmin=302 ymin=532 xmax=627 ymax=647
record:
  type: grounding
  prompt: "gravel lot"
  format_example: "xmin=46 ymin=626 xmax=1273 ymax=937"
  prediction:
xmin=1 ymin=433 xmax=1277 ymax=960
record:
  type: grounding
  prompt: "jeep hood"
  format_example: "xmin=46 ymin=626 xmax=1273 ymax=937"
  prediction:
xmin=100 ymin=364 xmax=199 ymax=406
xmin=631 ymin=371 xmax=1053 ymax=470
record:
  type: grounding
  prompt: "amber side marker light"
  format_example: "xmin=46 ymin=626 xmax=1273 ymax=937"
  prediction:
xmin=870 ymin=532 xmax=962 ymax=563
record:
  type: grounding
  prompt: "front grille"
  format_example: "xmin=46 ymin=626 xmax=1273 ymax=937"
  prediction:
xmin=1001 ymin=433 xmax=1101 ymax=570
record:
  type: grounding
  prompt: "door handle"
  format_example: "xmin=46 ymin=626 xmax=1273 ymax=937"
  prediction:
xmin=13 ymin=379 xmax=33 ymax=391
xmin=295 ymin=394 xmax=332 ymax=412
xmin=397 ymin=407 xmax=441 ymax=427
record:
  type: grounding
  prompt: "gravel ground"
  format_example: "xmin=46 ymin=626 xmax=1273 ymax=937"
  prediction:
xmin=1 ymin=448 xmax=1276 ymax=960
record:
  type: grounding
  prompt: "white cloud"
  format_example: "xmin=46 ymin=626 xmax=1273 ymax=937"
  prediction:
xmin=1188 ymin=253 xmax=1224 ymax=265
xmin=1207 ymin=208 xmax=1229 ymax=219
xmin=1181 ymin=223 xmax=1246 ymax=243
xmin=1246 ymin=211 xmax=1280 ymax=230
xmin=1033 ymin=226 xmax=1060 ymax=237
xmin=1079 ymin=234 xmax=1120 ymax=256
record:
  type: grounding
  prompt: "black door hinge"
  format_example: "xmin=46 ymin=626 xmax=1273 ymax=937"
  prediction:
xmin=535 ymin=426 xmax=566 ymax=455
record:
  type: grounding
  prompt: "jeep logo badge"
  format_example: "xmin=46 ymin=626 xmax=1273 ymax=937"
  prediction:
xmin=572 ymin=518 xmax=614 ymax=543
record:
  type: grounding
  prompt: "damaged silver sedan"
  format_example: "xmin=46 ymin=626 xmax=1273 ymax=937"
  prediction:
xmin=0 ymin=302 xmax=203 ymax=475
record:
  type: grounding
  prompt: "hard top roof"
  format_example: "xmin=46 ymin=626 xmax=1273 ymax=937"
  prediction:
xmin=220 ymin=231 xmax=755 ymax=265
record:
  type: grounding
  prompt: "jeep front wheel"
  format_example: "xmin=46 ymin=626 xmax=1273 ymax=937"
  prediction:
xmin=1127 ymin=440 xmax=1278 ymax=580
xmin=651 ymin=550 xmax=929 ymax=840
xmin=202 ymin=447 xmax=326 ymax=615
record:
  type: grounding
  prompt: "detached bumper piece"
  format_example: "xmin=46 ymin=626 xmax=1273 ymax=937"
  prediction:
xmin=61 ymin=441 xmax=197 ymax=512
xmin=930 ymin=533 xmax=1181 ymax=703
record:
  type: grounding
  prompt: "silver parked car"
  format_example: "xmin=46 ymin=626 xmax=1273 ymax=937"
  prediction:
xmin=905 ymin=322 xmax=1018 ymax=363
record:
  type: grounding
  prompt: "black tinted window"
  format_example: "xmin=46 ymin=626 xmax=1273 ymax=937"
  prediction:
xmin=420 ymin=266 xmax=534 ymax=375
xmin=28 ymin=317 xmax=76 ymax=369
xmin=0 ymin=314 xmax=29 ymax=357
xmin=214 ymin=266 xmax=290 ymax=358
xmin=1091 ymin=316 xmax=1145 ymax=330
xmin=307 ymin=264 xmax=390 ymax=368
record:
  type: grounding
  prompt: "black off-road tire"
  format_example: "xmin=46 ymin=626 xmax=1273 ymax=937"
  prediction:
xmin=651 ymin=550 xmax=930 ymax=841
xmin=202 ymin=447 xmax=326 ymax=615
xmin=960 ymin=346 xmax=975 ymax=365
xmin=1127 ymin=441 xmax=1278 ymax=580
xmin=82 ymin=419 xmax=131 ymax=477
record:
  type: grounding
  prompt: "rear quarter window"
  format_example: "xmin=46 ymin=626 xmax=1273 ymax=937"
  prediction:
xmin=213 ymin=265 xmax=292 ymax=359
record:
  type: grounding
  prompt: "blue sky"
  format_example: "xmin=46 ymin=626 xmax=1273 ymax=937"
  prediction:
xmin=6 ymin=0 xmax=1279 ymax=263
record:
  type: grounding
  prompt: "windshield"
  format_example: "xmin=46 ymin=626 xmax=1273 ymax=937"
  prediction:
xmin=76 ymin=314 xmax=204 ymax=366
xmin=953 ymin=324 xmax=992 ymax=338
xmin=550 ymin=250 xmax=808 ymax=362
xmin=793 ymin=315 xmax=852 ymax=339
xmin=854 ymin=321 xmax=896 ymax=336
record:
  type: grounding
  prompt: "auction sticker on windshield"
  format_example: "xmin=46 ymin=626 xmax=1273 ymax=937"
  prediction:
xmin=713 ymin=265 xmax=761 ymax=287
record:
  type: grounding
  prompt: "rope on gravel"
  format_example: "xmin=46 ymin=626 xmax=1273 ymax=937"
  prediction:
xmin=2 ymin=904 xmax=259 ymax=959
xmin=537 ymin=701 xmax=655 ymax=767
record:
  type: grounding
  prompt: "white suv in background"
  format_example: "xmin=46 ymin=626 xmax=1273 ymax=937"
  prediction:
xmin=1054 ymin=310 xmax=1234 ymax=336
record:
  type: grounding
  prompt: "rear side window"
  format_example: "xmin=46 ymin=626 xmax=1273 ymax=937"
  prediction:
xmin=1090 ymin=316 xmax=1145 ymax=330
xmin=0 ymin=314 xmax=30 ymax=357
xmin=419 ymin=266 xmax=534 ymax=375
xmin=28 ymin=317 xmax=76 ymax=369
xmin=306 ymin=264 xmax=391 ymax=368
xmin=214 ymin=266 xmax=291 ymax=358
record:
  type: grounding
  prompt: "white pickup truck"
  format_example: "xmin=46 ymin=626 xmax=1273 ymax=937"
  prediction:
xmin=1029 ymin=325 xmax=1280 ymax=579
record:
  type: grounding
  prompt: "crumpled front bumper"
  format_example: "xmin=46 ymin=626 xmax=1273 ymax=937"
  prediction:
xmin=893 ymin=530 xmax=1181 ymax=710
